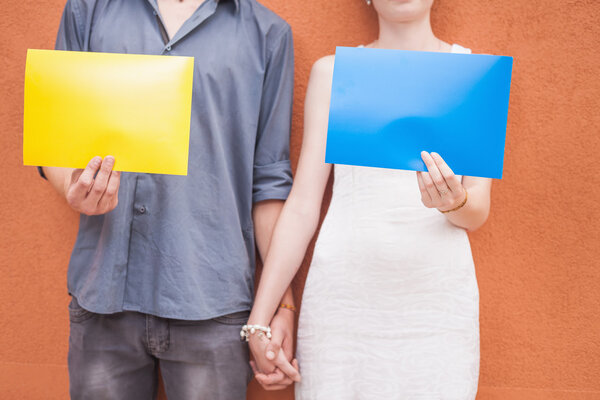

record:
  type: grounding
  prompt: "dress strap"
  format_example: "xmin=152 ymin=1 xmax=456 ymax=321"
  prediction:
xmin=451 ymin=43 xmax=472 ymax=54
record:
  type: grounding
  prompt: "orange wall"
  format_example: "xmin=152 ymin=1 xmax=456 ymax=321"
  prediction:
xmin=1 ymin=1 xmax=599 ymax=399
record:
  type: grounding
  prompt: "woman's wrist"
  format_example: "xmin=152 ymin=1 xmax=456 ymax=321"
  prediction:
xmin=240 ymin=323 xmax=271 ymax=342
xmin=247 ymin=318 xmax=270 ymax=327
xmin=247 ymin=309 xmax=271 ymax=327
xmin=277 ymin=303 xmax=297 ymax=314
xmin=437 ymin=188 xmax=468 ymax=213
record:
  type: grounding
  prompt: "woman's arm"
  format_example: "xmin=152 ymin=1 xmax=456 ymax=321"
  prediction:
xmin=444 ymin=175 xmax=491 ymax=231
xmin=247 ymin=56 xmax=336 ymax=373
xmin=417 ymin=151 xmax=492 ymax=231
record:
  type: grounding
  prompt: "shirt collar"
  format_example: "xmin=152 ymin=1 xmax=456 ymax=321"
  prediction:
xmin=148 ymin=0 xmax=239 ymax=13
xmin=221 ymin=0 xmax=240 ymax=12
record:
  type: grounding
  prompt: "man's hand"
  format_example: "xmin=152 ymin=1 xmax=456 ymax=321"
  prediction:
xmin=249 ymin=331 xmax=300 ymax=391
xmin=65 ymin=156 xmax=121 ymax=215
xmin=250 ymin=358 xmax=300 ymax=392
xmin=251 ymin=307 xmax=298 ymax=390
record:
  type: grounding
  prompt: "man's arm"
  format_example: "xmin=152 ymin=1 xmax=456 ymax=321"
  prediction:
xmin=43 ymin=166 xmax=75 ymax=197
xmin=253 ymin=200 xmax=295 ymax=312
xmin=38 ymin=2 xmax=120 ymax=216
xmin=247 ymin=22 xmax=298 ymax=390
xmin=252 ymin=199 xmax=297 ymax=390
xmin=252 ymin=199 xmax=295 ymax=350
xmin=252 ymin=199 xmax=297 ymax=393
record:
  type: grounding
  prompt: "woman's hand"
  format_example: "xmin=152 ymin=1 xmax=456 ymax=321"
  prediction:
xmin=416 ymin=151 xmax=466 ymax=212
xmin=250 ymin=349 xmax=300 ymax=391
xmin=248 ymin=330 xmax=301 ymax=389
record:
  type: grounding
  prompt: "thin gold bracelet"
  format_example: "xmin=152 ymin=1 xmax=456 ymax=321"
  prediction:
xmin=439 ymin=189 xmax=468 ymax=214
xmin=279 ymin=303 xmax=297 ymax=312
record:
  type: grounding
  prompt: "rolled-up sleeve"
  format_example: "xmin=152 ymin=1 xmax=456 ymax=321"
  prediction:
xmin=252 ymin=25 xmax=294 ymax=203
xmin=38 ymin=0 xmax=87 ymax=179
xmin=55 ymin=0 xmax=87 ymax=52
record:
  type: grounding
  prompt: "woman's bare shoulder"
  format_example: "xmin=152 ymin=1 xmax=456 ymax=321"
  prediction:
xmin=310 ymin=55 xmax=335 ymax=81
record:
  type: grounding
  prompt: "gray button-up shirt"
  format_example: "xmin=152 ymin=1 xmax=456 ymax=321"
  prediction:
xmin=47 ymin=0 xmax=294 ymax=319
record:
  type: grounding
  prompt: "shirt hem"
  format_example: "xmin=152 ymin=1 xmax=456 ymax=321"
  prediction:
xmin=70 ymin=292 xmax=251 ymax=321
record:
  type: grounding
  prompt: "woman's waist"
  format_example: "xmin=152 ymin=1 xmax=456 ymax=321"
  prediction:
xmin=312 ymin=219 xmax=472 ymax=268
xmin=328 ymin=183 xmax=436 ymax=211
xmin=324 ymin=198 xmax=466 ymax=229
xmin=306 ymin=243 xmax=478 ymax=297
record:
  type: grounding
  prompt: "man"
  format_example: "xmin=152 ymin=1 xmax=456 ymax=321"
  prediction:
xmin=40 ymin=0 xmax=299 ymax=398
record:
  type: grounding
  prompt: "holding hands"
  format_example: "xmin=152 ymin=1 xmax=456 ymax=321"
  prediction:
xmin=417 ymin=151 xmax=467 ymax=213
xmin=248 ymin=309 xmax=301 ymax=391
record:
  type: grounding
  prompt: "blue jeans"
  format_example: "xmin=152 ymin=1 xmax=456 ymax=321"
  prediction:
xmin=68 ymin=297 xmax=252 ymax=400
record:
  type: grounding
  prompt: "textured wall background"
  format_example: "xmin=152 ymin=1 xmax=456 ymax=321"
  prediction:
xmin=1 ymin=0 xmax=599 ymax=399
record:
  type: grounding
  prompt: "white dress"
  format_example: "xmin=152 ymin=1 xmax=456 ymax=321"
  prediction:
xmin=295 ymin=44 xmax=480 ymax=400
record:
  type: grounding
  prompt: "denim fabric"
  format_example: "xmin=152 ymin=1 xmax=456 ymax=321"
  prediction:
xmin=68 ymin=297 xmax=253 ymax=400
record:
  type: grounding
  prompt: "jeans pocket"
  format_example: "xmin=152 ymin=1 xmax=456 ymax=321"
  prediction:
xmin=212 ymin=310 xmax=250 ymax=326
xmin=68 ymin=296 xmax=95 ymax=323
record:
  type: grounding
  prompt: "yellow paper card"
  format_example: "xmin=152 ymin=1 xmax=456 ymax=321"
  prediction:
xmin=23 ymin=49 xmax=194 ymax=175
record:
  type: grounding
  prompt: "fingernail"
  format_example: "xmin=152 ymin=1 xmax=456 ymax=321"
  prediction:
xmin=266 ymin=351 xmax=275 ymax=360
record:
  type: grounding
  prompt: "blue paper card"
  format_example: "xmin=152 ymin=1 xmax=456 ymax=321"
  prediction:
xmin=325 ymin=46 xmax=513 ymax=179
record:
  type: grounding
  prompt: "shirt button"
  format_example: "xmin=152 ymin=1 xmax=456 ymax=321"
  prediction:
xmin=139 ymin=206 xmax=146 ymax=214
xmin=166 ymin=45 xmax=172 ymax=51
xmin=153 ymin=10 xmax=157 ymax=15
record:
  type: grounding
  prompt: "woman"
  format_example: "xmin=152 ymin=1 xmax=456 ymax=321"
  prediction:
xmin=247 ymin=0 xmax=491 ymax=398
